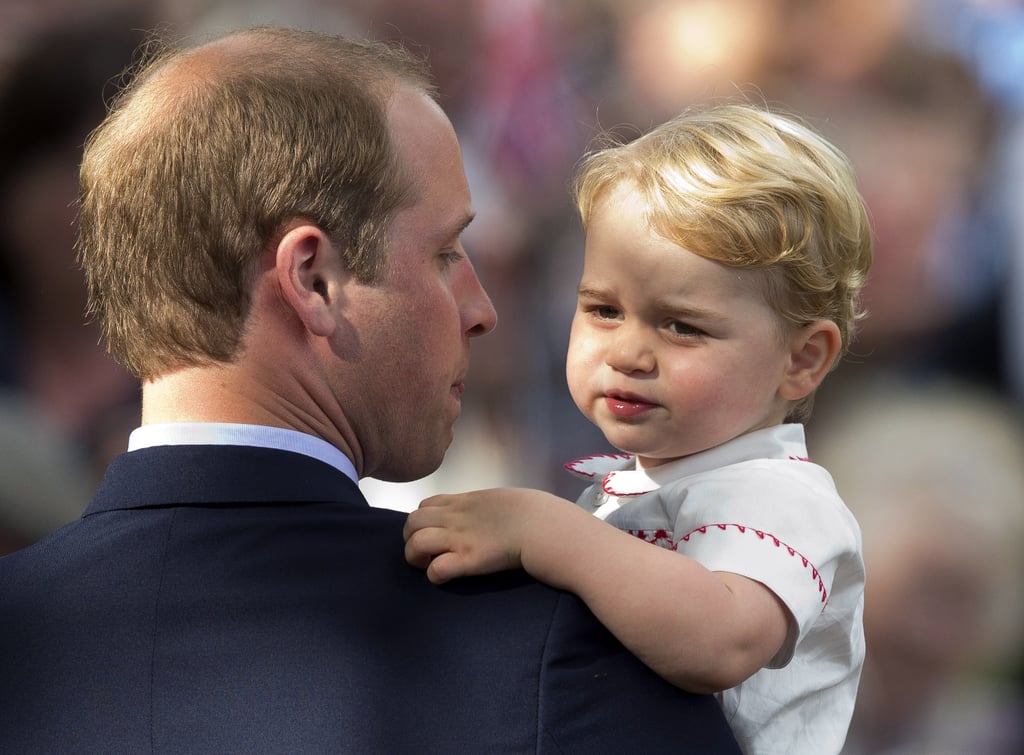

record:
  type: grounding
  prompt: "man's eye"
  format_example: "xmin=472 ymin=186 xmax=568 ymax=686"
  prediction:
xmin=441 ymin=250 xmax=464 ymax=267
xmin=593 ymin=305 xmax=620 ymax=320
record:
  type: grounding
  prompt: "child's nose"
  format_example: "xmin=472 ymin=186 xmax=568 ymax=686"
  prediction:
xmin=605 ymin=327 xmax=656 ymax=374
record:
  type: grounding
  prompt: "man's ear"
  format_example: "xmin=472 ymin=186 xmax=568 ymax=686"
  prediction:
xmin=778 ymin=320 xmax=843 ymax=401
xmin=274 ymin=224 xmax=341 ymax=337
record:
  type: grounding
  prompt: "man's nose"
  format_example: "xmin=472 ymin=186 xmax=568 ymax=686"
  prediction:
xmin=463 ymin=262 xmax=497 ymax=337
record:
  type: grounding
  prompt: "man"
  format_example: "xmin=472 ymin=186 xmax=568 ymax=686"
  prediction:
xmin=0 ymin=28 xmax=739 ymax=752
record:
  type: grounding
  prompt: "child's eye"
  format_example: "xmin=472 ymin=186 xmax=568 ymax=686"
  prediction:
xmin=667 ymin=320 xmax=704 ymax=338
xmin=592 ymin=305 xmax=621 ymax=320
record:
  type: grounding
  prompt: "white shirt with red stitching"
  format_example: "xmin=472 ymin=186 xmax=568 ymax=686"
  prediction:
xmin=566 ymin=423 xmax=865 ymax=755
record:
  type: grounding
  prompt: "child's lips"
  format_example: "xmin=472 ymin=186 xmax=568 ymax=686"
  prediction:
xmin=604 ymin=392 xmax=658 ymax=418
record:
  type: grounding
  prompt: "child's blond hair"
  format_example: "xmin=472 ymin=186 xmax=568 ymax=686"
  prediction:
xmin=574 ymin=103 xmax=873 ymax=422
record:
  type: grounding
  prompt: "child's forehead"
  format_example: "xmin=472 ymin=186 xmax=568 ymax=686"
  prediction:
xmin=592 ymin=171 xmax=702 ymax=225
xmin=583 ymin=212 xmax=765 ymax=290
xmin=588 ymin=180 xmax=697 ymax=250
xmin=591 ymin=179 xmax=656 ymax=220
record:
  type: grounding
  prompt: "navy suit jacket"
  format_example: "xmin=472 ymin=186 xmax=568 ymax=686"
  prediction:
xmin=1 ymin=445 xmax=739 ymax=753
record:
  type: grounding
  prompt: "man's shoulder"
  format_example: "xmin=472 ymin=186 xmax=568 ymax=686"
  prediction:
xmin=0 ymin=461 xmax=740 ymax=753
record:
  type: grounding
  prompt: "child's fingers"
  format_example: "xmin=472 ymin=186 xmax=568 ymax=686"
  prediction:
xmin=418 ymin=494 xmax=456 ymax=509
xmin=403 ymin=505 xmax=447 ymax=542
xmin=425 ymin=552 xmax=462 ymax=584
xmin=404 ymin=525 xmax=449 ymax=570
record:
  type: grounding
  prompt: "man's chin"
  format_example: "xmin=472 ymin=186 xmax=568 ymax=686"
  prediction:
xmin=372 ymin=438 xmax=450 ymax=484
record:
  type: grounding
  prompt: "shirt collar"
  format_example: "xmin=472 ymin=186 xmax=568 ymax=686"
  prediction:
xmin=127 ymin=423 xmax=358 ymax=484
xmin=566 ymin=424 xmax=809 ymax=497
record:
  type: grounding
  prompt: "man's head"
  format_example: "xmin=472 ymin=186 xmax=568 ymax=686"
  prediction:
xmin=78 ymin=27 xmax=434 ymax=380
xmin=79 ymin=27 xmax=496 ymax=480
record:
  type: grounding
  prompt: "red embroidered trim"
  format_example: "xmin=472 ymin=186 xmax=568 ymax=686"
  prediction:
xmin=563 ymin=453 xmax=633 ymax=478
xmin=788 ymin=455 xmax=812 ymax=462
xmin=627 ymin=524 xmax=828 ymax=604
xmin=600 ymin=472 xmax=651 ymax=497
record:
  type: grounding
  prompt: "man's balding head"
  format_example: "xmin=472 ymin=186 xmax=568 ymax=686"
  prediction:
xmin=78 ymin=28 xmax=435 ymax=379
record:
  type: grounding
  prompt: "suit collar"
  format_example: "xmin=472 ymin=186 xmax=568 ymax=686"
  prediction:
xmin=85 ymin=445 xmax=365 ymax=515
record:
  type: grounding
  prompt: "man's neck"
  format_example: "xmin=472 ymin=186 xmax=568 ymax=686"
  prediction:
xmin=141 ymin=365 xmax=363 ymax=475
xmin=142 ymin=364 xmax=244 ymax=423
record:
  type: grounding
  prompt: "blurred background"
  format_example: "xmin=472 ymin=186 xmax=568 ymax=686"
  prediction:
xmin=0 ymin=0 xmax=1022 ymax=751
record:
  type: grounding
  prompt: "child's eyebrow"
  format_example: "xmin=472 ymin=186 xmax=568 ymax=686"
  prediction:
xmin=658 ymin=302 xmax=726 ymax=323
xmin=654 ymin=290 xmax=739 ymax=323
xmin=576 ymin=286 xmax=611 ymax=299
xmin=577 ymin=286 xmax=727 ymax=323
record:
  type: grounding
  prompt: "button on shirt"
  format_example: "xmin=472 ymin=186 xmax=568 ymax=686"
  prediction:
xmin=566 ymin=424 xmax=865 ymax=755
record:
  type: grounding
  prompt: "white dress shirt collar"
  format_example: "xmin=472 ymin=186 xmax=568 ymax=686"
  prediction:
xmin=127 ymin=423 xmax=358 ymax=484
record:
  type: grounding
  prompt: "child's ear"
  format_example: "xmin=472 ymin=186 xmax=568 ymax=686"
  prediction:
xmin=778 ymin=320 xmax=842 ymax=401
xmin=274 ymin=223 xmax=341 ymax=338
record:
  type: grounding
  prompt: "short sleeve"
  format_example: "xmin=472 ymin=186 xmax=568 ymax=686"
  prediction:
xmin=664 ymin=461 xmax=861 ymax=666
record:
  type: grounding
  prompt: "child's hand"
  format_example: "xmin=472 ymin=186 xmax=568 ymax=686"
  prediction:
xmin=403 ymin=488 xmax=550 ymax=584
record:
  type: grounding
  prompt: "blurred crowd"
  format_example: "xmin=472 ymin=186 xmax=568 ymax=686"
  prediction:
xmin=1 ymin=0 xmax=1022 ymax=752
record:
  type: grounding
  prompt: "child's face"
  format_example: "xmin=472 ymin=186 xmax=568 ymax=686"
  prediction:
xmin=567 ymin=184 xmax=794 ymax=467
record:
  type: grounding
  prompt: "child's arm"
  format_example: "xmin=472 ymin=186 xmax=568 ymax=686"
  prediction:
xmin=403 ymin=488 xmax=790 ymax=693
